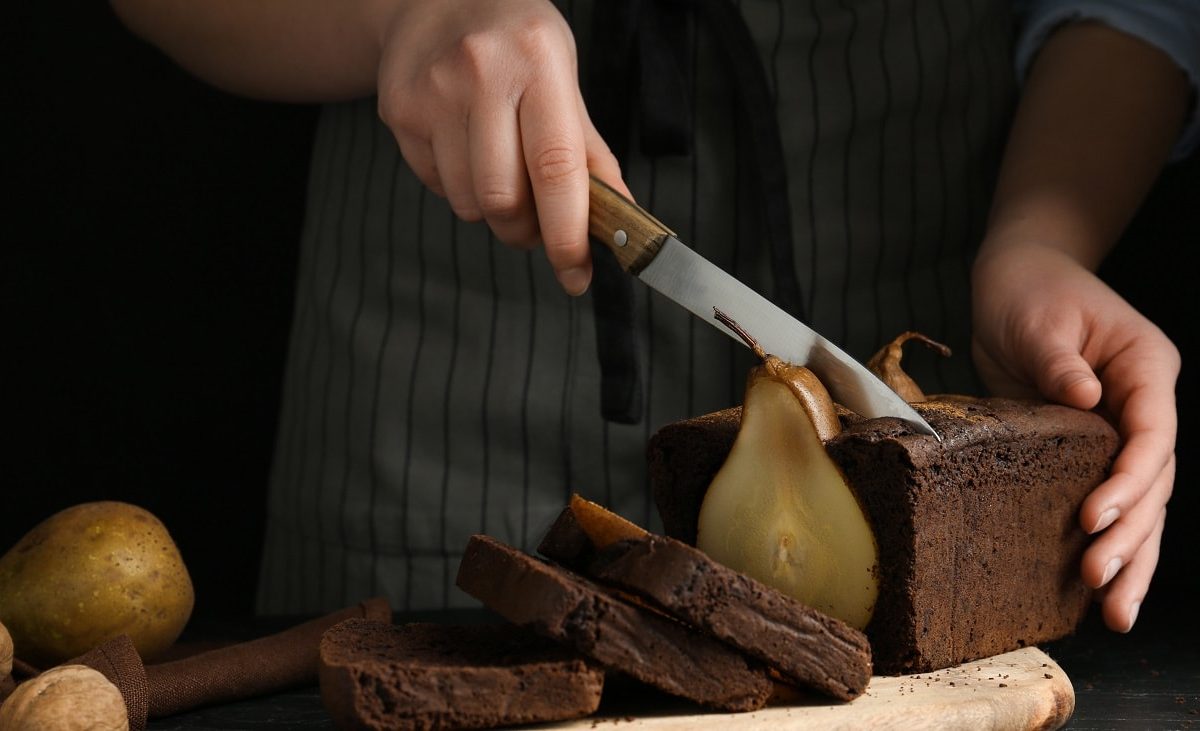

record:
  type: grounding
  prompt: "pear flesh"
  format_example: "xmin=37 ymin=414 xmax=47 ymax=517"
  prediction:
xmin=697 ymin=377 xmax=879 ymax=630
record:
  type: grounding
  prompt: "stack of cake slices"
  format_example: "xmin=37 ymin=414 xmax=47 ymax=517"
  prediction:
xmin=318 ymin=494 xmax=872 ymax=730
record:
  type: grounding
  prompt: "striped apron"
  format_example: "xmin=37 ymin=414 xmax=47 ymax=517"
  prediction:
xmin=256 ymin=0 xmax=1016 ymax=614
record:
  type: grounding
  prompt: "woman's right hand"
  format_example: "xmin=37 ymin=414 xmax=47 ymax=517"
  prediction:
xmin=372 ymin=0 xmax=627 ymax=295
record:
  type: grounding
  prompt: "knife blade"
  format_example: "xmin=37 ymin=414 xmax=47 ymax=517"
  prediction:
xmin=587 ymin=174 xmax=939 ymax=439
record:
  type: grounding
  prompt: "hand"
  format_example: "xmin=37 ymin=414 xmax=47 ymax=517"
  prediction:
xmin=971 ymin=242 xmax=1178 ymax=632
xmin=372 ymin=0 xmax=627 ymax=295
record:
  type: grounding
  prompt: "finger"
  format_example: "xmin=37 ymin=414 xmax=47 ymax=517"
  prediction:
xmin=519 ymin=78 xmax=591 ymax=295
xmin=1081 ymin=452 xmax=1173 ymax=588
xmin=1079 ymin=430 xmax=1174 ymax=536
xmin=394 ymin=131 xmax=445 ymax=198
xmin=1032 ymin=345 xmax=1102 ymax=410
xmin=1099 ymin=508 xmax=1165 ymax=632
xmin=432 ymin=121 xmax=482 ymax=222
xmin=1079 ymin=383 xmax=1176 ymax=534
xmin=469 ymin=97 xmax=539 ymax=249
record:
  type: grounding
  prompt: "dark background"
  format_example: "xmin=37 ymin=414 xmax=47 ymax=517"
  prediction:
xmin=4 ymin=4 xmax=316 ymax=619
xmin=3 ymin=4 xmax=1197 ymax=622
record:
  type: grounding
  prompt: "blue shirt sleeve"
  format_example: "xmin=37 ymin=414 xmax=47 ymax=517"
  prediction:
xmin=1013 ymin=0 xmax=1200 ymax=162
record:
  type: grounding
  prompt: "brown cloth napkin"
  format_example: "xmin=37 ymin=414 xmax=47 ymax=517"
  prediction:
xmin=71 ymin=634 xmax=151 ymax=728
xmin=11 ymin=597 xmax=391 ymax=731
xmin=145 ymin=596 xmax=390 ymax=719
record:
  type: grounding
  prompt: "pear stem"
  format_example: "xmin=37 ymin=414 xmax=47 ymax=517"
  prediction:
xmin=713 ymin=307 xmax=767 ymax=360
xmin=900 ymin=331 xmax=952 ymax=357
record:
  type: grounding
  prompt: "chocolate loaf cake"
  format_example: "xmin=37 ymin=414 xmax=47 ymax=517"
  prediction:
xmin=648 ymin=396 xmax=1119 ymax=674
xmin=318 ymin=619 xmax=604 ymax=730
xmin=538 ymin=494 xmax=872 ymax=700
xmin=456 ymin=534 xmax=773 ymax=711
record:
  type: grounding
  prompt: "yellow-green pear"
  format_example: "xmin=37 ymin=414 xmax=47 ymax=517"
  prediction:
xmin=0 ymin=501 xmax=194 ymax=667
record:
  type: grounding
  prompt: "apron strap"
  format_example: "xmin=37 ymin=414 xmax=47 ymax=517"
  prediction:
xmin=583 ymin=0 xmax=802 ymax=424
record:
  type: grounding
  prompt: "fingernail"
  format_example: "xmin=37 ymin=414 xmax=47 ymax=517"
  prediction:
xmin=1092 ymin=507 xmax=1119 ymax=533
xmin=557 ymin=267 xmax=590 ymax=296
xmin=1126 ymin=602 xmax=1140 ymax=632
xmin=1100 ymin=557 xmax=1123 ymax=586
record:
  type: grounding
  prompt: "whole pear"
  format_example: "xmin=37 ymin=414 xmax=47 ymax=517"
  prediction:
xmin=0 ymin=501 xmax=194 ymax=667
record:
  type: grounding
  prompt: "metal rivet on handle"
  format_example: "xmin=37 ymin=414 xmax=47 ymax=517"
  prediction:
xmin=614 ymin=230 xmax=628 ymax=247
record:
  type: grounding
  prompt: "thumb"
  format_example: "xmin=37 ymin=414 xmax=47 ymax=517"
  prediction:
xmin=1035 ymin=346 xmax=1103 ymax=410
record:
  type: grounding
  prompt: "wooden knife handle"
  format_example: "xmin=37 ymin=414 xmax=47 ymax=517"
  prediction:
xmin=588 ymin=174 xmax=675 ymax=274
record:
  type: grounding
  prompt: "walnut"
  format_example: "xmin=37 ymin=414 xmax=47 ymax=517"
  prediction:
xmin=0 ymin=620 xmax=12 ymax=679
xmin=0 ymin=665 xmax=128 ymax=731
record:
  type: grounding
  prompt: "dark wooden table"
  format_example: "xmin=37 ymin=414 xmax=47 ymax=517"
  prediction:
xmin=146 ymin=598 xmax=1198 ymax=730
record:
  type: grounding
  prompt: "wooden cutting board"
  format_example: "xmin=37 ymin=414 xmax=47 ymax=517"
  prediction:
xmin=531 ymin=646 xmax=1074 ymax=730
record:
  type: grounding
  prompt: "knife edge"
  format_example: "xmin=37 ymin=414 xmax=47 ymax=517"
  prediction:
xmin=638 ymin=237 xmax=940 ymax=439
xmin=587 ymin=175 xmax=939 ymax=439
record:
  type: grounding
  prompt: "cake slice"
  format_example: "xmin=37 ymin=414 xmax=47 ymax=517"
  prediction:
xmin=538 ymin=494 xmax=872 ymax=700
xmin=456 ymin=534 xmax=773 ymax=712
xmin=318 ymin=619 xmax=604 ymax=730
xmin=649 ymin=396 xmax=1119 ymax=674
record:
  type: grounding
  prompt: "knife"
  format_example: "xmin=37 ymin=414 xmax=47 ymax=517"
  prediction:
xmin=587 ymin=174 xmax=939 ymax=439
